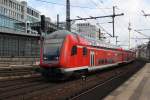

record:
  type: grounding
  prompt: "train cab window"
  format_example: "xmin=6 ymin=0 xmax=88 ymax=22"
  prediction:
xmin=83 ymin=47 xmax=87 ymax=55
xmin=71 ymin=46 xmax=77 ymax=56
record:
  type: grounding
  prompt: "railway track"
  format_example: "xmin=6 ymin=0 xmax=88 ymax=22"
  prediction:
xmin=0 ymin=76 xmax=55 ymax=100
xmin=0 ymin=60 xmax=146 ymax=100
xmin=31 ymin=60 xmax=145 ymax=100
xmin=69 ymin=60 xmax=146 ymax=100
xmin=0 ymin=67 xmax=40 ymax=78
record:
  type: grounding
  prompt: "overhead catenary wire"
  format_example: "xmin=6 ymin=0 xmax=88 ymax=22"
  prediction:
xmin=87 ymin=0 xmax=113 ymax=33
xmin=88 ymin=0 xmax=125 ymax=40
xmin=32 ymin=0 xmax=123 ymax=44
xmin=77 ymin=4 xmax=113 ymax=38
xmin=99 ymin=0 xmax=104 ymax=4
xmin=34 ymin=0 xmax=111 ymax=10
xmin=135 ymin=29 xmax=150 ymax=31
xmin=71 ymin=4 xmax=111 ymax=41
xmin=134 ymin=30 xmax=150 ymax=38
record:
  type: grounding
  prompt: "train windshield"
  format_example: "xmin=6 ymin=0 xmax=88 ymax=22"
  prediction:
xmin=43 ymin=30 xmax=71 ymax=61
xmin=43 ymin=39 xmax=64 ymax=61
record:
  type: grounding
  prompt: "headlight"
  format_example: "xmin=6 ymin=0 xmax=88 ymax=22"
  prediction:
xmin=55 ymin=57 xmax=59 ymax=60
xmin=43 ymin=57 xmax=47 ymax=60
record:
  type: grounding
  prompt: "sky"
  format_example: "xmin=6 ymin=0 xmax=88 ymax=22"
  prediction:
xmin=25 ymin=0 xmax=150 ymax=49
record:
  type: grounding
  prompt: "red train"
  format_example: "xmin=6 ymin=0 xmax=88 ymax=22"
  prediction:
xmin=40 ymin=30 xmax=135 ymax=79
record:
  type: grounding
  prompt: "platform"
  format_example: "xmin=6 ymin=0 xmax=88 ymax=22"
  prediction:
xmin=104 ymin=63 xmax=150 ymax=100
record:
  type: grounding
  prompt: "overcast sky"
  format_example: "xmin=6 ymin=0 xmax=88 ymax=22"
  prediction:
xmin=26 ymin=0 xmax=150 ymax=49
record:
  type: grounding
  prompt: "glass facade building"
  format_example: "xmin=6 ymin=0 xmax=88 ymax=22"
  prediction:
xmin=0 ymin=0 xmax=40 ymax=34
xmin=0 ymin=14 xmax=26 ymax=33
xmin=0 ymin=0 xmax=41 ymax=59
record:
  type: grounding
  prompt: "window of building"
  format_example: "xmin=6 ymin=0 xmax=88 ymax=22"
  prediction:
xmin=4 ymin=0 xmax=7 ymax=5
xmin=71 ymin=46 xmax=77 ymax=56
xmin=21 ymin=6 xmax=24 ymax=12
xmin=13 ymin=2 xmax=15 ymax=9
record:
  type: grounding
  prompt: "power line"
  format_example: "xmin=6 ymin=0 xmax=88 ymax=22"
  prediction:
xmin=79 ymin=8 xmax=110 ymax=40
xmin=131 ymin=37 xmax=150 ymax=39
xmin=89 ymin=0 xmax=108 ymax=14
xmin=90 ymin=0 xmax=99 ymax=7
xmin=88 ymin=0 xmax=111 ymax=30
xmin=34 ymin=0 xmax=111 ymax=9
xmin=89 ymin=0 xmax=109 ymax=15
xmin=99 ymin=0 xmax=104 ymax=4
xmin=134 ymin=30 xmax=150 ymax=38
xmin=96 ymin=23 xmax=113 ymax=37
xmin=81 ymin=8 xmax=112 ymax=38
xmin=136 ymin=29 xmax=150 ymax=31
xmin=87 ymin=1 xmax=124 ymax=37
xmin=81 ymin=0 xmax=114 ymax=39
xmin=70 ymin=13 xmax=124 ymax=21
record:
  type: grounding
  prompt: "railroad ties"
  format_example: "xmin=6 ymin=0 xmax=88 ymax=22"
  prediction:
xmin=0 ymin=60 xmax=146 ymax=100
xmin=0 ymin=66 xmax=41 ymax=80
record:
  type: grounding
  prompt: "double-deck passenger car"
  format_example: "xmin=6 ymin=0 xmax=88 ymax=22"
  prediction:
xmin=40 ymin=30 xmax=135 ymax=79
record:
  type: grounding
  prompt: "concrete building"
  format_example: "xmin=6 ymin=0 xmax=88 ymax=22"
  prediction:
xmin=136 ymin=41 xmax=150 ymax=60
xmin=0 ymin=0 xmax=40 ymax=35
xmin=59 ymin=22 xmax=66 ymax=29
xmin=77 ymin=23 xmax=99 ymax=39
xmin=0 ymin=0 xmax=41 ymax=66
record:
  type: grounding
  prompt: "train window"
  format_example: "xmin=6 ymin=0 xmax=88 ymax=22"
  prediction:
xmin=105 ymin=59 xmax=107 ymax=63
xmin=71 ymin=46 xmax=77 ymax=56
xmin=107 ymin=59 xmax=110 ymax=63
xmin=111 ymin=59 xmax=113 ymax=63
xmin=108 ymin=59 xmax=113 ymax=63
xmin=98 ymin=59 xmax=101 ymax=65
xmin=98 ymin=59 xmax=104 ymax=65
xmin=83 ymin=47 xmax=87 ymax=55
xmin=101 ymin=59 xmax=104 ymax=64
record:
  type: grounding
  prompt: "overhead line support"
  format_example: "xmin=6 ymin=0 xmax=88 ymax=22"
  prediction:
xmin=69 ymin=6 xmax=124 ymax=37
xmin=112 ymin=6 xmax=115 ymax=37
xmin=66 ymin=0 xmax=71 ymax=31
xmin=70 ymin=13 xmax=124 ymax=21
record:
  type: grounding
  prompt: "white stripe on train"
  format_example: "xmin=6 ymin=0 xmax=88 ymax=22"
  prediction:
xmin=60 ymin=60 xmax=134 ymax=73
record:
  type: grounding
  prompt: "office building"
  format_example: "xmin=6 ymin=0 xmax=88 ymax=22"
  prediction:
xmin=0 ymin=0 xmax=40 ymax=35
xmin=77 ymin=23 xmax=99 ymax=38
xmin=0 ymin=0 xmax=40 ymax=65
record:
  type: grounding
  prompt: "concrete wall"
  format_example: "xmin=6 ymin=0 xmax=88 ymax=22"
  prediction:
xmin=0 ymin=57 xmax=40 ymax=67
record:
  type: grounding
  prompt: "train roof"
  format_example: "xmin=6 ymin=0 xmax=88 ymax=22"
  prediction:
xmin=45 ymin=30 xmax=73 ymax=39
xmin=45 ymin=30 xmax=123 ymax=51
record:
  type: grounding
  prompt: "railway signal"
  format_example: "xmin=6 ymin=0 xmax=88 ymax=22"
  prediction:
xmin=41 ymin=15 xmax=46 ymax=32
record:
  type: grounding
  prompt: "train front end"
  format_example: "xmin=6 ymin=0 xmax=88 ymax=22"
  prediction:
xmin=40 ymin=30 xmax=69 ymax=79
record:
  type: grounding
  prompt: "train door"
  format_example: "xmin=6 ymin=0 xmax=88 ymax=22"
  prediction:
xmin=90 ymin=51 xmax=95 ymax=66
